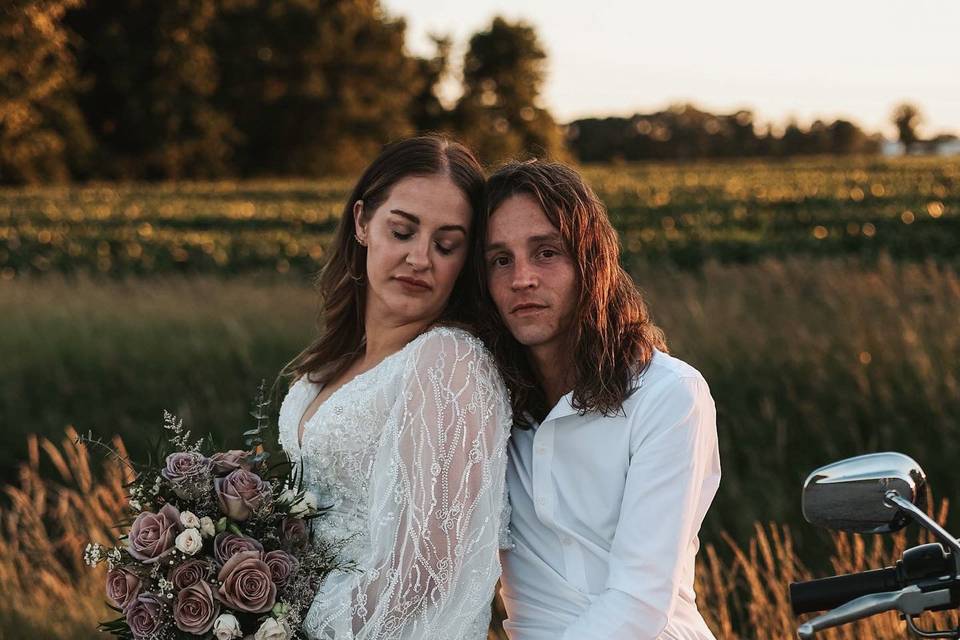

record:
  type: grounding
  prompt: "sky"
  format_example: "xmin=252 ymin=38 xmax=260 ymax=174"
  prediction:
xmin=381 ymin=0 xmax=960 ymax=138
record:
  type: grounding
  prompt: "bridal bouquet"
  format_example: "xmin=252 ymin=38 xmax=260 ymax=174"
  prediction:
xmin=82 ymin=385 xmax=344 ymax=640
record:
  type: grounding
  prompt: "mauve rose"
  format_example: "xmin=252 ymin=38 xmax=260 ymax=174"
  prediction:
xmin=125 ymin=592 xmax=164 ymax=639
xmin=174 ymin=579 xmax=220 ymax=635
xmin=263 ymin=550 xmax=299 ymax=588
xmin=216 ymin=550 xmax=277 ymax=614
xmin=162 ymin=451 xmax=212 ymax=499
xmin=106 ymin=568 xmax=141 ymax=610
xmin=210 ymin=450 xmax=253 ymax=475
xmin=127 ymin=503 xmax=182 ymax=563
xmin=169 ymin=558 xmax=211 ymax=590
xmin=215 ymin=469 xmax=270 ymax=521
xmin=214 ymin=532 xmax=265 ymax=565
xmin=280 ymin=517 xmax=307 ymax=548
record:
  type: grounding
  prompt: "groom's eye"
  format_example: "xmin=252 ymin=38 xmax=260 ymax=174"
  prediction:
xmin=490 ymin=255 xmax=510 ymax=267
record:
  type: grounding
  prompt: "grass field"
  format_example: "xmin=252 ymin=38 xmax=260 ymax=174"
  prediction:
xmin=1 ymin=156 xmax=959 ymax=637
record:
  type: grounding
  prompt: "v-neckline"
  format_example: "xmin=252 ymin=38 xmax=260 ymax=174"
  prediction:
xmin=295 ymin=343 xmax=411 ymax=449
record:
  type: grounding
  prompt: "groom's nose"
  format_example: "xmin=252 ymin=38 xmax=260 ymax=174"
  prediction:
xmin=510 ymin=258 xmax=537 ymax=290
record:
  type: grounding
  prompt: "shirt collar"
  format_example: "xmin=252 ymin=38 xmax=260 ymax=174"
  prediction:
xmin=540 ymin=389 xmax=579 ymax=424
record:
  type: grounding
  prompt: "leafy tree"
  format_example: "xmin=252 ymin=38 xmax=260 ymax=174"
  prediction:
xmin=454 ymin=16 xmax=565 ymax=164
xmin=66 ymin=0 xmax=237 ymax=179
xmin=410 ymin=34 xmax=453 ymax=134
xmin=212 ymin=0 xmax=422 ymax=176
xmin=0 ymin=0 xmax=93 ymax=183
xmin=892 ymin=102 xmax=923 ymax=153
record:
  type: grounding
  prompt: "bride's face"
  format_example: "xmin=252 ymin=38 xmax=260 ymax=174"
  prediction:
xmin=355 ymin=174 xmax=472 ymax=328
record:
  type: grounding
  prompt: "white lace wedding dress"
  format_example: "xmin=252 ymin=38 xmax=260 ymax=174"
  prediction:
xmin=278 ymin=326 xmax=512 ymax=639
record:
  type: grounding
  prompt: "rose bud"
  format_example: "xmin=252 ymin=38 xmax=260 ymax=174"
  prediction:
xmin=280 ymin=517 xmax=308 ymax=549
xmin=106 ymin=568 xmax=141 ymax=610
xmin=125 ymin=593 xmax=164 ymax=639
xmin=213 ymin=612 xmax=243 ymax=640
xmin=210 ymin=450 xmax=253 ymax=475
xmin=213 ymin=532 xmax=264 ymax=565
xmin=200 ymin=516 xmax=216 ymax=538
xmin=263 ymin=550 xmax=299 ymax=588
xmin=175 ymin=528 xmax=204 ymax=556
xmin=216 ymin=550 xmax=277 ymax=614
xmin=161 ymin=452 xmax=212 ymax=499
xmin=180 ymin=510 xmax=201 ymax=529
xmin=127 ymin=503 xmax=182 ymax=563
xmin=215 ymin=469 xmax=270 ymax=521
xmin=168 ymin=558 xmax=210 ymax=590
xmin=254 ymin=617 xmax=289 ymax=640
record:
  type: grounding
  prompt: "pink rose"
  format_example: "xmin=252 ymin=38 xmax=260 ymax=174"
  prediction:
xmin=106 ymin=568 xmax=141 ymax=610
xmin=127 ymin=503 xmax=182 ymax=563
xmin=174 ymin=580 xmax=220 ymax=635
xmin=162 ymin=452 xmax=212 ymax=498
xmin=264 ymin=550 xmax=299 ymax=588
xmin=280 ymin=517 xmax=308 ymax=549
xmin=216 ymin=550 xmax=277 ymax=614
xmin=125 ymin=592 xmax=164 ymax=639
xmin=210 ymin=450 xmax=253 ymax=475
xmin=213 ymin=532 xmax=264 ymax=565
xmin=168 ymin=558 xmax=211 ymax=590
xmin=215 ymin=469 xmax=270 ymax=521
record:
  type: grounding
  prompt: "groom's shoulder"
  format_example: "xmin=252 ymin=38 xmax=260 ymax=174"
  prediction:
xmin=621 ymin=349 xmax=711 ymax=419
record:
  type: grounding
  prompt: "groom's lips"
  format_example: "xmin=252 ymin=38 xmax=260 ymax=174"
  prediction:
xmin=510 ymin=302 xmax=547 ymax=315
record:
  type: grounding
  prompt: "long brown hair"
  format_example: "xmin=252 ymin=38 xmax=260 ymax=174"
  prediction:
xmin=280 ymin=135 xmax=486 ymax=386
xmin=481 ymin=160 xmax=667 ymax=426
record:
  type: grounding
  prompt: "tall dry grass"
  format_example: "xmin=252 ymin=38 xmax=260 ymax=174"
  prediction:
xmin=1 ymin=431 xmax=953 ymax=639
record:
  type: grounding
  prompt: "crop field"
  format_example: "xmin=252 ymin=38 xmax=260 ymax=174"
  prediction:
xmin=1 ymin=157 xmax=958 ymax=278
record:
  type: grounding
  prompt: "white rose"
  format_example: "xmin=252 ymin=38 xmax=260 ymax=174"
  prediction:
xmin=212 ymin=613 xmax=243 ymax=640
xmin=279 ymin=488 xmax=296 ymax=505
xmin=199 ymin=515 xmax=216 ymax=538
xmin=180 ymin=510 xmax=201 ymax=529
xmin=302 ymin=491 xmax=319 ymax=512
xmin=174 ymin=528 xmax=203 ymax=555
xmin=254 ymin=617 xmax=288 ymax=640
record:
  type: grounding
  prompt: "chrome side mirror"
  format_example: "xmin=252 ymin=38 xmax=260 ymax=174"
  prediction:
xmin=802 ymin=452 xmax=927 ymax=534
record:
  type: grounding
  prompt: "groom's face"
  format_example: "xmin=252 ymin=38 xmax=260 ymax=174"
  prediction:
xmin=485 ymin=194 xmax=578 ymax=354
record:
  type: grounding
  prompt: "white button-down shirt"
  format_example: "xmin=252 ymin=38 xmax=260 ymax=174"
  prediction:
xmin=499 ymin=349 xmax=721 ymax=640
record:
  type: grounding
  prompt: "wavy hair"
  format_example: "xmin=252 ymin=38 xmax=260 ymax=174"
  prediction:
xmin=280 ymin=135 xmax=486 ymax=386
xmin=481 ymin=160 xmax=667 ymax=426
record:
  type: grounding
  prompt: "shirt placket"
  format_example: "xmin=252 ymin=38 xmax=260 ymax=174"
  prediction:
xmin=532 ymin=418 xmax=590 ymax=594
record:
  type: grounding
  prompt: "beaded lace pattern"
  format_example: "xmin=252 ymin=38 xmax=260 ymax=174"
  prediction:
xmin=278 ymin=326 xmax=512 ymax=639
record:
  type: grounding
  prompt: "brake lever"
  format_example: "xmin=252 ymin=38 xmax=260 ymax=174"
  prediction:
xmin=797 ymin=586 xmax=953 ymax=639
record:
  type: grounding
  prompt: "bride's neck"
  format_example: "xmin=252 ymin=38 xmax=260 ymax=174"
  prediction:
xmin=361 ymin=315 xmax=432 ymax=365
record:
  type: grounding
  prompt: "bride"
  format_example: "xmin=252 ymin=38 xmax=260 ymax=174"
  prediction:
xmin=277 ymin=136 xmax=511 ymax=639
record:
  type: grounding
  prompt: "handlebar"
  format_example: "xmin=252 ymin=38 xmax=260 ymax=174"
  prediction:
xmin=790 ymin=543 xmax=954 ymax=615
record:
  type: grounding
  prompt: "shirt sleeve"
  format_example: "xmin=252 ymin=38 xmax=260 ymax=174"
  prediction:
xmin=560 ymin=373 xmax=721 ymax=640
xmin=304 ymin=329 xmax=512 ymax=639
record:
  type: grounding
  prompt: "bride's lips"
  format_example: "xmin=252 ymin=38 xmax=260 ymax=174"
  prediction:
xmin=394 ymin=275 xmax=432 ymax=291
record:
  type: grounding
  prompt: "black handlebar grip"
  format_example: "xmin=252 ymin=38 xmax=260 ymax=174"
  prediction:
xmin=789 ymin=567 xmax=901 ymax=615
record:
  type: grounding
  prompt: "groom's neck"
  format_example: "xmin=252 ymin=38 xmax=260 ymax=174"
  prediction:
xmin=527 ymin=342 xmax=575 ymax=410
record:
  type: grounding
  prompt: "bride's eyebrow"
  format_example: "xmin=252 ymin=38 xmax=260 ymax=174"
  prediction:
xmin=390 ymin=209 xmax=467 ymax=234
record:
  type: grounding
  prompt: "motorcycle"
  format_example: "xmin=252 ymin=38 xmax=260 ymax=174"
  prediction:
xmin=789 ymin=452 xmax=960 ymax=638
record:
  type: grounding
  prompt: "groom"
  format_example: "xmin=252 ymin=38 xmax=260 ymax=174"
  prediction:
xmin=481 ymin=160 xmax=721 ymax=639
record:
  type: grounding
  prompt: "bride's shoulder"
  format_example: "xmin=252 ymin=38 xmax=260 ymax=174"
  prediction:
xmin=403 ymin=324 xmax=497 ymax=374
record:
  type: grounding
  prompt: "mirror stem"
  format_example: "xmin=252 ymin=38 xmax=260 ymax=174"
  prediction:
xmin=885 ymin=491 xmax=960 ymax=575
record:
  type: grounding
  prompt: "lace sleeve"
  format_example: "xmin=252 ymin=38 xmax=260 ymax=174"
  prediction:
xmin=305 ymin=328 xmax=511 ymax=639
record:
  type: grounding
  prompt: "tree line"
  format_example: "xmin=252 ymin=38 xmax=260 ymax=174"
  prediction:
xmin=2 ymin=1 xmax=561 ymax=183
xmin=0 ymin=1 xmax=940 ymax=184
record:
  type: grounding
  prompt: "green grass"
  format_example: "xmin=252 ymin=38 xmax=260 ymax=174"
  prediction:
xmin=3 ymin=256 xmax=959 ymax=553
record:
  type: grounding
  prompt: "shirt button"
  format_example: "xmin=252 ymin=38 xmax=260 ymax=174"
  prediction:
xmin=535 ymin=446 xmax=547 ymax=455
xmin=562 ymin=537 xmax=572 ymax=546
xmin=536 ymin=497 xmax=546 ymax=506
